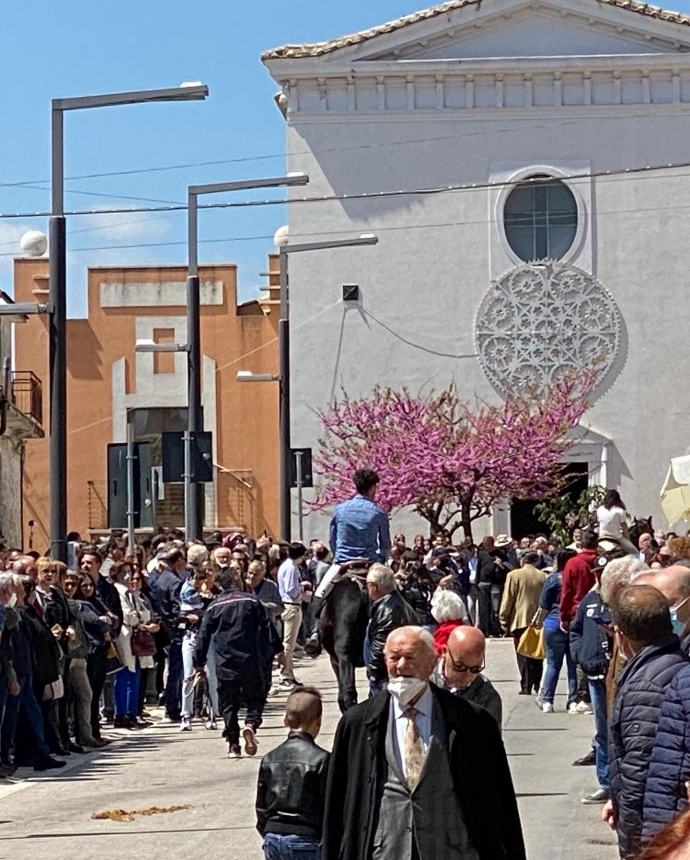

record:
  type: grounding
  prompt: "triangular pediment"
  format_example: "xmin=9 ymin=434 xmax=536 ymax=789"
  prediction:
xmin=363 ymin=5 xmax=688 ymax=61
xmin=263 ymin=0 xmax=690 ymax=64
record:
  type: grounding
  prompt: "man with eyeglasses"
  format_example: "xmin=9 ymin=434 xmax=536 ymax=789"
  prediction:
xmin=439 ymin=626 xmax=502 ymax=731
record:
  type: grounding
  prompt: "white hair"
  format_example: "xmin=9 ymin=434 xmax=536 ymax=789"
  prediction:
xmin=600 ymin=556 xmax=649 ymax=605
xmin=367 ymin=564 xmax=397 ymax=595
xmin=385 ymin=625 xmax=436 ymax=659
xmin=431 ymin=588 xmax=468 ymax=623
xmin=0 ymin=573 xmax=13 ymax=591
xmin=187 ymin=544 xmax=209 ymax=567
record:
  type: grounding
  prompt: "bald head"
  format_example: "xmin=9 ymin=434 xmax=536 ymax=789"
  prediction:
xmin=634 ymin=567 xmax=690 ymax=605
xmin=634 ymin=566 xmax=690 ymax=630
xmin=384 ymin=626 xmax=437 ymax=681
xmin=444 ymin=626 xmax=487 ymax=690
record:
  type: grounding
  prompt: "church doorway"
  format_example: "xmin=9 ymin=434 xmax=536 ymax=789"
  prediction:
xmin=510 ymin=462 xmax=590 ymax=540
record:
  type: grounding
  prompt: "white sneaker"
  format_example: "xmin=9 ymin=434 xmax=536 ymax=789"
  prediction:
xmin=542 ymin=702 xmax=554 ymax=713
xmin=576 ymin=702 xmax=594 ymax=715
xmin=568 ymin=702 xmax=580 ymax=715
xmin=227 ymin=744 xmax=242 ymax=759
xmin=204 ymin=718 xmax=217 ymax=731
xmin=179 ymin=717 xmax=192 ymax=732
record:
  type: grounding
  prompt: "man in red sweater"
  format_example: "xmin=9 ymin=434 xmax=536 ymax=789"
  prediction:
xmin=560 ymin=531 xmax=599 ymax=630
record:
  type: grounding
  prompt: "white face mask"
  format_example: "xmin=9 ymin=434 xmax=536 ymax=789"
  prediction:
xmin=387 ymin=676 xmax=428 ymax=707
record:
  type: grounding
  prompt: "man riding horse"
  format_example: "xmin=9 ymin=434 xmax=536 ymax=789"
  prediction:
xmin=315 ymin=467 xmax=391 ymax=600
xmin=311 ymin=468 xmax=392 ymax=712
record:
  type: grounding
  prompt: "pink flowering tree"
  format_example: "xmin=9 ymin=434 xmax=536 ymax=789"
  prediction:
xmin=312 ymin=376 xmax=592 ymax=541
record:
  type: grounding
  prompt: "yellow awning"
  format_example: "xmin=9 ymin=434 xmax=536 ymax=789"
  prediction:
xmin=660 ymin=456 xmax=690 ymax=526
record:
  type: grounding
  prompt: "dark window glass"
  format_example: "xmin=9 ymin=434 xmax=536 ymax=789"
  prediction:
xmin=504 ymin=175 xmax=578 ymax=262
xmin=129 ymin=407 xmax=189 ymax=439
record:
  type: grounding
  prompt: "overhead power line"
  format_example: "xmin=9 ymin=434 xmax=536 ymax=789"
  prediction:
xmin=0 ymin=158 xmax=687 ymax=221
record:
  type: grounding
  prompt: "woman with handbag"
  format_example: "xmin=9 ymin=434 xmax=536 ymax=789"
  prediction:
xmin=114 ymin=566 xmax=159 ymax=730
xmin=536 ymin=549 xmax=579 ymax=714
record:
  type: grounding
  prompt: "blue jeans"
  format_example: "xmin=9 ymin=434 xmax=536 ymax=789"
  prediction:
xmin=588 ymin=678 xmax=609 ymax=790
xmin=542 ymin=625 xmax=578 ymax=705
xmin=114 ymin=667 xmax=140 ymax=716
xmin=164 ymin=639 xmax=184 ymax=719
xmin=263 ymin=833 xmax=319 ymax=860
xmin=1 ymin=675 xmax=50 ymax=763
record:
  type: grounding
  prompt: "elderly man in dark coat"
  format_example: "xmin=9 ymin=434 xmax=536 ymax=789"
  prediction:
xmin=322 ymin=625 xmax=525 ymax=860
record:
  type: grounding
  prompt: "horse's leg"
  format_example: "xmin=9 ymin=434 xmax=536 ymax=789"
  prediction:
xmin=339 ymin=654 xmax=357 ymax=712
xmin=329 ymin=655 xmax=345 ymax=713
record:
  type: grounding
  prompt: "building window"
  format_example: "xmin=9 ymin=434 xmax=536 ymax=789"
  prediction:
xmin=503 ymin=175 xmax=578 ymax=262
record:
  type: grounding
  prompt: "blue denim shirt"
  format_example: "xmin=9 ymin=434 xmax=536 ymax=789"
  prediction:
xmin=329 ymin=494 xmax=391 ymax=563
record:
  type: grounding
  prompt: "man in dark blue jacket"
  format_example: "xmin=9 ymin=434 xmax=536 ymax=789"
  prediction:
xmin=151 ymin=548 xmax=186 ymax=722
xmin=642 ymin=663 xmax=690 ymax=844
xmin=194 ymin=569 xmax=273 ymax=759
xmin=603 ymin=585 xmax=688 ymax=859
xmin=570 ymin=579 xmax=612 ymax=804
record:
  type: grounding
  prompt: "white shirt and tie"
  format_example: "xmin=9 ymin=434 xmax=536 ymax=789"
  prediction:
xmin=389 ymin=685 xmax=433 ymax=784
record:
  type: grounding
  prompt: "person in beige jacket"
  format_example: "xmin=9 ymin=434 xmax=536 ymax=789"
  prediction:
xmin=499 ymin=551 xmax=547 ymax=695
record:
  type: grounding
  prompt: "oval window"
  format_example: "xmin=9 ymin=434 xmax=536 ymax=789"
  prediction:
xmin=504 ymin=175 xmax=578 ymax=263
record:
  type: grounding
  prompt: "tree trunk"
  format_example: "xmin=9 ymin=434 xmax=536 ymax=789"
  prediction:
xmin=460 ymin=499 xmax=473 ymax=542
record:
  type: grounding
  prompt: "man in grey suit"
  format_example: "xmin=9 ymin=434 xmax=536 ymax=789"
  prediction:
xmin=323 ymin=626 xmax=525 ymax=860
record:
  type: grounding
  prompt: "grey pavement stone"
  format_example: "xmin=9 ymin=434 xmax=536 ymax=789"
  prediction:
xmin=0 ymin=640 xmax=619 ymax=859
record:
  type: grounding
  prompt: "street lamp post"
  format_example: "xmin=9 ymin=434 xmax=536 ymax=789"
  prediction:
xmin=247 ymin=231 xmax=379 ymax=541
xmin=49 ymin=83 xmax=208 ymax=562
xmin=184 ymin=174 xmax=308 ymax=540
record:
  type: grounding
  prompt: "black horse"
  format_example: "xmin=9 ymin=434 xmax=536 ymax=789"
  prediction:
xmin=629 ymin=516 xmax=653 ymax=548
xmin=319 ymin=574 xmax=369 ymax=713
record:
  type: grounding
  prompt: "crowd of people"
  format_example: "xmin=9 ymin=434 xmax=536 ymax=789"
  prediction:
xmin=3 ymin=473 xmax=690 ymax=858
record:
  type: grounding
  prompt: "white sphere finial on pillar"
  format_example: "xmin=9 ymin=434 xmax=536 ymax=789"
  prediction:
xmin=273 ymin=225 xmax=289 ymax=248
xmin=20 ymin=230 xmax=48 ymax=257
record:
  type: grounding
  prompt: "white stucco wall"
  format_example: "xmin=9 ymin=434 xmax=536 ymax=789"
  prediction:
xmin=267 ymin=0 xmax=690 ymax=539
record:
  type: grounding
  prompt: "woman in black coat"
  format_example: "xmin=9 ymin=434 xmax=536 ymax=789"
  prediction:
xmin=18 ymin=576 xmax=64 ymax=757
xmin=76 ymin=576 xmax=118 ymax=741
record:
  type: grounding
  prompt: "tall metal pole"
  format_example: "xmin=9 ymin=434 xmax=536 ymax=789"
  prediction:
xmin=49 ymin=105 xmax=67 ymax=563
xmin=279 ymin=247 xmax=291 ymax=541
xmin=126 ymin=414 xmax=136 ymax=556
xmin=295 ymin=449 xmax=304 ymax=542
xmin=186 ymin=191 xmax=202 ymax=540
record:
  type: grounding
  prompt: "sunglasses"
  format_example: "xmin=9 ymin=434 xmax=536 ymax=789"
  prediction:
xmin=447 ymin=655 xmax=485 ymax=675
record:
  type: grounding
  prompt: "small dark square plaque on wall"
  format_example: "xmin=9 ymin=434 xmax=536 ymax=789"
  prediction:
xmin=342 ymin=283 xmax=359 ymax=302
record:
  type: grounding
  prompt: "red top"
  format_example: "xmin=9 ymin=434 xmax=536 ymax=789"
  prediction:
xmin=559 ymin=549 xmax=598 ymax=628
xmin=433 ymin=619 xmax=465 ymax=655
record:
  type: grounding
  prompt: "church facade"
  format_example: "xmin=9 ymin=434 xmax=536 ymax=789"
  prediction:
xmin=263 ymin=0 xmax=690 ymax=538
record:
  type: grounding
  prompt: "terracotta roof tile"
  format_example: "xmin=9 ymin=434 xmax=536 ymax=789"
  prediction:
xmin=261 ymin=0 xmax=690 ymax=60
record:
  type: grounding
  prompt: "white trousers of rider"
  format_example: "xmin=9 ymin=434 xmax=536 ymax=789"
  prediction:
xmin=314 ymin=564 xmax=342 ymax=600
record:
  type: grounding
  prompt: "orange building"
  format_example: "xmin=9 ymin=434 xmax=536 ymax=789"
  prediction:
xmin=13 ymin=255 xmax=281 ymax=548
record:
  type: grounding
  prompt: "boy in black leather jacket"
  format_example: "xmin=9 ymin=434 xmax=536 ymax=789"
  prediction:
xmin=255 ymin=687 xmax=330 ymax=859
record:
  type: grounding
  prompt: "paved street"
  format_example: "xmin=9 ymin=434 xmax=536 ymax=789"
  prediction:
xmin=0 ymin=640 xmax=618 ymax=860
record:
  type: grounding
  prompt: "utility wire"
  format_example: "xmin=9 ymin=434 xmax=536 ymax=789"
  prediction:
xmin=0 ymin=194 xmax=686 ymax=259
xmin=0 ymin=158 xmax=687 ymax=220
xmin=3 ymin=104 xmax=690 ymax=188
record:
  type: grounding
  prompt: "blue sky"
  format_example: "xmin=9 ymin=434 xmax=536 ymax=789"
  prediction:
xmin=0 ymin=1 xmax=429 ymax=315
xmin=3 ymin=0 xmax=690 ymax=315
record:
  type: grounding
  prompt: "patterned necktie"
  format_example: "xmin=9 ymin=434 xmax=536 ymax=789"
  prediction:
xmin=404 ymin=706 xmax=424 ymax=789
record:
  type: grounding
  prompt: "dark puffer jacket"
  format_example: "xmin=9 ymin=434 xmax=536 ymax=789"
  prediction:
xmin=608 ymin=634 xmax=688 ymax=859
xmin=642 ymin=664 xmax=690 ymax=843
